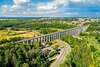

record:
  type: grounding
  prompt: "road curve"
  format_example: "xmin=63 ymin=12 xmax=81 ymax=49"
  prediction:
xmin=50 ymin=44 xmax=71 ymax=67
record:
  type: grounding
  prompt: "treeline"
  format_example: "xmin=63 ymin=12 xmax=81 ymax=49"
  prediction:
xmin=80 ymin=32 xmax=100 ymax=67
xmin=61 ymin=35 xmax=95 ymax=67
xmin=0 ymin=20 xmax=75 ymax=30
xmin=0 ymin=37 xmax=24 ymax=45
xmin=87 ymin=21 xmax=100 ymax=31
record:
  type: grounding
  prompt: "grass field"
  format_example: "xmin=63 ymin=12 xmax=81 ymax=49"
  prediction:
xmin=0 ymin=30 xmax=40 ymax=40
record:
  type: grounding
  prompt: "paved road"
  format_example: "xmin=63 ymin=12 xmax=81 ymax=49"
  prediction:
xmin=50 ymin=44 xmax=71 ymax=67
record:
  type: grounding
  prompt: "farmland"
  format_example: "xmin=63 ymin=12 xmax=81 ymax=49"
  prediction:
xmin=0 ymin=19 xmax=76 ymax=44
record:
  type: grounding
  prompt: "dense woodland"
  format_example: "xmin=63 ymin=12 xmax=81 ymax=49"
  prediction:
xmin=0 ymin=42 xmax=55 ymax=67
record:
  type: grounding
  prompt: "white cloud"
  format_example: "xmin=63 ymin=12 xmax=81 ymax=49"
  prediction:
xmin=13 ymin=0 xmax=30 ymax=5
xmin=37 ymin=3 xmax=57 ymax=10
xmin=71 ymin=0 xmax=81 ymax=2
xmin=37 ymin=0 xmax=68 ymax=11
xmin=10 ymin=0 xmax=31 ymax=11
xmin=54 ymin=0 xmax=68 ymax=5
xmin=1 ymin=5 xmax=10 ymax=14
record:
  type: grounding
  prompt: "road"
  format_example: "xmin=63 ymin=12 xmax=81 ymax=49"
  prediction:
xmin=50 ymin=44 xmax=71 ymax=67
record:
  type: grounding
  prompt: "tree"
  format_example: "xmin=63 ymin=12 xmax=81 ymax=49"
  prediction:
xmin=22 ymin=63 xmax=29 ymax=67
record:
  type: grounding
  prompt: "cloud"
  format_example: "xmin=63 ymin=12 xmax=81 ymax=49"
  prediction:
xmin=13 ymin=0 xmax=30 ymax=5
xmin=71 ymin=0 xmax=81 ymax=2
xmin=37 ymin=0 xmax=68 ymax=11
xmin=0 ymin=0 xmax=68 ymax=16
xmin=54 ymin=0 xmax=68 ymax=5
xmin=1 ymin=0 xmax=100 ymax=17
xmin=1 ymin=5 xmax=10 ymax=15
xmin=70 ymin=0 xmax=100 ymax=5
xmin=11 ymin=0 xmax=31 ymax=11
xmin=37 ymin=3 xmax=57 ymax=11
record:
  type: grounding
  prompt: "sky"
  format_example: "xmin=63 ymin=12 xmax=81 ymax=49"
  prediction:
xmin=0 ymin=0 xmax=100 ymax=17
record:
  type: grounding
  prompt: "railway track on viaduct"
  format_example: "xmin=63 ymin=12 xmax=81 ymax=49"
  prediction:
xmin=15 ymin=25 xmax=89 ymax=45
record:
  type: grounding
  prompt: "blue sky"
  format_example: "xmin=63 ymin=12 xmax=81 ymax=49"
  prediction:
xmin=0 ymin=0 xmax=100 ymax=17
